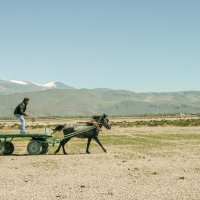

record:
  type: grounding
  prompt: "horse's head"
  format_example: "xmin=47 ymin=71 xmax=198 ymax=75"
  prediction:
xmin=92 ymin=113 xmax=112 ymax=130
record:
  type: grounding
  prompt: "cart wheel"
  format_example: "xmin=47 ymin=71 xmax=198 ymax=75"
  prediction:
xmin=40 ymin=143 xmax=49 ymax=154
xmin=4 ymin=142 xmax=15 ymax=155
xmin=27 ymin=141 xmax=42 ymax=155
xmin=0 ymin=140 xmax=5 ymax=155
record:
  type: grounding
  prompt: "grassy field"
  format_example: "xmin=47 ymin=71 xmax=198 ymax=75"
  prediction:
xmin=0 ymin=117 xmax=200 ymax=155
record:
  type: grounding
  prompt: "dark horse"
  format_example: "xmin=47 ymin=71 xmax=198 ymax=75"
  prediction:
xmin=53 ymin=114 xmax=111 ymax=154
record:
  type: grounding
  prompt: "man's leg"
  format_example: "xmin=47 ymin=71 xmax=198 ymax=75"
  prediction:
xmin=16 ymin=115 xmax=26 ymax=133
xmin=20 ymin=115 xmax=26 ymax=133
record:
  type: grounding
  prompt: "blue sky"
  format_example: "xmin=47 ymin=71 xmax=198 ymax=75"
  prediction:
xmin=0 ymin=0 xmax=200 ymax=92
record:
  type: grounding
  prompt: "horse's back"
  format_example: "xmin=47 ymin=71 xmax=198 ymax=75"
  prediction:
xmin=75 ymin=125 xmax=97 ymax=138
xmin=63 ymin=124 xmax=97 ymax=138
xmin=74 ymin=125 xmax=91 ymax=131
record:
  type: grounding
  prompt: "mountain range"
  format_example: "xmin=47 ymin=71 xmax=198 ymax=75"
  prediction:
xmin=0 ymin=80 xmax=73 ymax=94
xmin=0 ymin=79 xmax=200 ymax=117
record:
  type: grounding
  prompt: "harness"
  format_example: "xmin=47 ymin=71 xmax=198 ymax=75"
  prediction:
xmin=88 ymin=119 xmax=102 ymax=130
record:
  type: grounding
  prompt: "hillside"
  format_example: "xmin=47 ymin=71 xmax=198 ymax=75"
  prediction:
xmin=0 ymin=89 xmax=200 ymax=117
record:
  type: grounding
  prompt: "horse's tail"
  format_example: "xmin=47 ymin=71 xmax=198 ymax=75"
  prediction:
xmin=53 ymin=124 xmax=66 ymax=133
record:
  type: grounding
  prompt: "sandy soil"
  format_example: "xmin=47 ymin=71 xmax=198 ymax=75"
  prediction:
xmin=1 ymin=122 xmax=200 ymax=200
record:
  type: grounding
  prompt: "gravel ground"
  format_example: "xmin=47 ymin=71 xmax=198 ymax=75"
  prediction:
xmin=1 ymin=126 xmax=200 ymax=200
xmin=0 ymin=151 xmax=134 ymax=200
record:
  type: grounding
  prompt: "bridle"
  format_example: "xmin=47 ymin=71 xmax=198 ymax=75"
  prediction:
xmin=88 ymin=119 xmax=102 ymax=129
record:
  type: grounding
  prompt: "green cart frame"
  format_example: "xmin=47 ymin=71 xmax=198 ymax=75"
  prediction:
xmin=0 ymin=133 xmax=52 ymax=155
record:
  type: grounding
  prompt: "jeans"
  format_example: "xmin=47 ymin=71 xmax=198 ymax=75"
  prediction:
xmin=15 ymin=114 xmax=26 ymax=133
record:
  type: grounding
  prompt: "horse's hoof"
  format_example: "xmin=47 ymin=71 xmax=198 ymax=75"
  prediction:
xmin=86 ymin=151 xmax=90 ymax=154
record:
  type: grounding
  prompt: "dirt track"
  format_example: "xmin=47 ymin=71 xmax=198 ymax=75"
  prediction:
xmin=1 ymin=125 xmax=200 ymax=200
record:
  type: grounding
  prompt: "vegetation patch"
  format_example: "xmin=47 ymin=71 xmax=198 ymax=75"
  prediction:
xmin=112 ymin=119 xmax=200 ymax=127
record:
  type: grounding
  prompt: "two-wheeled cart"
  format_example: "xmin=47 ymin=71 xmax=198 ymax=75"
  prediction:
xmin=0 ymin=126 xmax=97 ymax=155
xmin=0 ymin=133 xmax=52 ymax=155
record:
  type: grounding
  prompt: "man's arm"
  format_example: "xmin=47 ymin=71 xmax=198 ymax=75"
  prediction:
xmin=19 ymin=104 xmax=28 ymax=116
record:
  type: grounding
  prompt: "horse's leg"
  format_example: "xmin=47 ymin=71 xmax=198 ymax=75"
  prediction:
xmin=61 ymin=138 xmax=71 ymax=155
xmin=93 ymin=136 xmax=107 ymax=153
xmin=55 ymin=143 xmax=62 ymax=154
xmin=86 ymin=137 xmax=92 ymax=154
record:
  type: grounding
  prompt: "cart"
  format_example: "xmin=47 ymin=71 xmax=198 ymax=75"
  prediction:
xmin=0 ymin=133 xmax=52 ymax=155
xmin=0 ymin=126 xmax=96 ymax=156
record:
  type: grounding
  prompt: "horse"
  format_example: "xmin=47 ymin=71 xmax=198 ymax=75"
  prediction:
xmin=53 ymin=114 xmax=111 ymax=154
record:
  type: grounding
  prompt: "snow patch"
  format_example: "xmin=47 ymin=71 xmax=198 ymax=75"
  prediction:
xmin=44 ymin=82 xmax=57 ymax=88
xmin=32 ymin=82 xmax=45 ymax=87
xmin=10 ymin=80 xmax=28 ymax=85
xmin=8 ymin=80 xmax=69 ymax=89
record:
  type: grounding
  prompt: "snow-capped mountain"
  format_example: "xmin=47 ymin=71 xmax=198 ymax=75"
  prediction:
xmin=44 ymin=82 xmax=71 ymax=89
xmin=0 ymin=80 xmax=74 ymax=94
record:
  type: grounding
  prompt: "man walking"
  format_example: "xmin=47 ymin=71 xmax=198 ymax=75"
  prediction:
xmin=14 ymin=98 xmax=29 ymax=134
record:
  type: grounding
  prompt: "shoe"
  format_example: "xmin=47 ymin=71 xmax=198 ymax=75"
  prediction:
xmin=20 ymin=132 xmax=29 ymax=134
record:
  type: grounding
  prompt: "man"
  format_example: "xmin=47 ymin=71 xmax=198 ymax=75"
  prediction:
xmin=14 ymin=98 xmax=29 ymax=134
